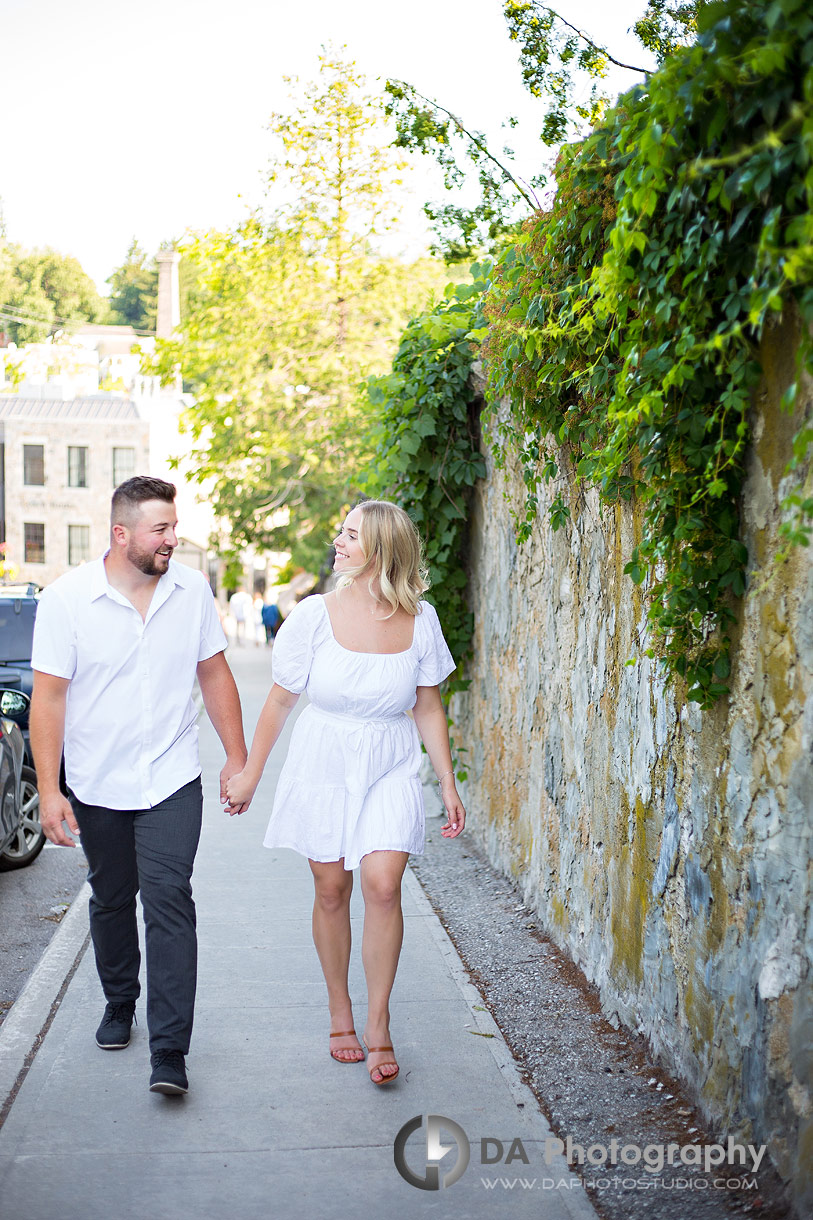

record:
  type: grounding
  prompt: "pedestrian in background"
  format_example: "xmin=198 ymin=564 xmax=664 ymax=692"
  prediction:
xmin=229 ymin=587 xmax=253 ymax=645
xmin=30 ymin=476 xmax=247 ymax=1096
xmin=225 ymin=500 xmax=465 ymax=1085
xmin=261 ymin=597 xmax=282 ymax=644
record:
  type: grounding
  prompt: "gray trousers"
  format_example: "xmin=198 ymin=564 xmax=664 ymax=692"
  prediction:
xmin=70 ymin=777 xmax=203 ymax=1054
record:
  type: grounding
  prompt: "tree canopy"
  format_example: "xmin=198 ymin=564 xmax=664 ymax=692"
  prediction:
xmin=106 ymin=239 xmax=202 ymax=332
xmin=385 ymin=0 xmax=704 ymax=257
xmin=106 ymin=239 xmax=158 ymax=332
xmin=0 ymin=245 xmax=105 ymax=344
xmin=147 ymin=52 xmax=451 ymax=573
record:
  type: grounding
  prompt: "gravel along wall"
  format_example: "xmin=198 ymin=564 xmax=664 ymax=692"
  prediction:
xmin=452 ymin=314 xmax=812 ymax=1216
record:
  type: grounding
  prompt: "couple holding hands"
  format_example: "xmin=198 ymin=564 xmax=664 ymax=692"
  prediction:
xmin=31 ymin=478 xmax=465 ymax=1095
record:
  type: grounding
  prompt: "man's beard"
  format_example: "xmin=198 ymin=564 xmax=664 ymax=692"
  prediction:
xmin=126 ymin=541 xmax=172 ymax=576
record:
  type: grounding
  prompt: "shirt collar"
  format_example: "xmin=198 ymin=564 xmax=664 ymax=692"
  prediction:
xmin=89 ymin=553 xmax=184 ymax=606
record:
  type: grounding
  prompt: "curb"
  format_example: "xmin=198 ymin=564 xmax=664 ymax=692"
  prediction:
xmin=0 ymin=881 xmax=91 ymax=1120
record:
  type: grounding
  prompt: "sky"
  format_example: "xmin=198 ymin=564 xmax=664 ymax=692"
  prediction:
xmin=1 ymin=0 xmax=653 ymax=292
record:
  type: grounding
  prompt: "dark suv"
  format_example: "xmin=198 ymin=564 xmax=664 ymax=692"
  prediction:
xmin=0 ymin=692 xmax=44 ymax=869
xmin=0 ymin=585 xmax=43 ymax=868
xmin=0 ymin=583 xmax=38 ymax=765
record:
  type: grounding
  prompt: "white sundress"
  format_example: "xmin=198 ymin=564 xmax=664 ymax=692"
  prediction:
xmin=262 ymin=594 xmax=456 ymax=871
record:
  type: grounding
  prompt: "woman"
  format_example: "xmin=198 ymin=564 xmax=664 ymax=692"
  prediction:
xmin=224 ymin=500 xmax=466 ymax=1085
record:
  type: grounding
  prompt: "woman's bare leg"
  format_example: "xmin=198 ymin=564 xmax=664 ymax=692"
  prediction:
xmin=309 ymin=858 xmax=363 ymax=1062
xmin=359 ymin=850 xmax=409 ymax=1081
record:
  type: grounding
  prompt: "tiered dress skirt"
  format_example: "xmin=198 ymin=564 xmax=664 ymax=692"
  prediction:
xmin=262 ymin=595 xmax=455 ymax=871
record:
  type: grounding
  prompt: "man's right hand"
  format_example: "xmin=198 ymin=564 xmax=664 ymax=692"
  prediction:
xmin=39 ymin=791 xmax=80 ymax=847
xmin=30 ymin=671 xmax=73 ymax=844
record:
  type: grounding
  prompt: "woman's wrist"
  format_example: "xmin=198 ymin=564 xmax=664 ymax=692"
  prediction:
xmin=437 ymin=769 xmax=455 ymax=787
xmin=240 ymin=761 xmax=263 ymax=787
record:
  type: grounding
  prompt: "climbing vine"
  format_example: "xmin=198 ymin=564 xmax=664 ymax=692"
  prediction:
xmin=365 ymin=0 xmax=812 ymax=711
xmin=362 ymin=269 xmax=489 ymax=696
xmin=485 ymin=0 xmax=813 ymax=707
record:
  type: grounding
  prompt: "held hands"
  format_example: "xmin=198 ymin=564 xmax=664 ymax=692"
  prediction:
xmin=440 ymin=776 xmax=466 ymax=839
xmin=223 ymin=767 xmax=258 ymax=817
xmin=40 ymin=792 xmax=79 ymax=847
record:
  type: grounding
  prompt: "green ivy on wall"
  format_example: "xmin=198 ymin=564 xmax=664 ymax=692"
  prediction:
xmin=485 ymin=0 xmax=813 ymax=708
xmin=362 ymin=268 xmax=489 ymax=697
xmin=363 ymin=0 xmax=812 ymax=712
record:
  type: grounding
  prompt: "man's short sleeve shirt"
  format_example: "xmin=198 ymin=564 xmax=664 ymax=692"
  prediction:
xmin=32 ymin=556 xmax=227 ymax=809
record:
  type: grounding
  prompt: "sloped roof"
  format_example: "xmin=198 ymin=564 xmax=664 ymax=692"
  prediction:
xmin=0 ymin=395 xmax=142 ymax=421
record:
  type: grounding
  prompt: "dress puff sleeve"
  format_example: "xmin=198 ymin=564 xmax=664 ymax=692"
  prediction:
xmin=272 ymin=596 xmax=322 ymax=693
xmin=415 ymin=600 xmax=456 ymax=687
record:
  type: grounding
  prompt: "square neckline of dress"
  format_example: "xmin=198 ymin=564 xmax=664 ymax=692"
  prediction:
xmin=320 ymin=595 xmax=417 ymax=656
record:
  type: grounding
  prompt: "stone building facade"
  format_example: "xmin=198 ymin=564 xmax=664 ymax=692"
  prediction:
xmin=0 ymin=250 xmax=216 ymax=589
xmin=453 ymin=312 xmax=812 ymax=1214
xmin=0 ymin=396 xmax=149 ymax=587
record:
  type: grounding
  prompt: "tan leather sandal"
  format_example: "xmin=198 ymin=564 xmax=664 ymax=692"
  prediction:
xmin=362 ymin=1037 xmax=399 ymax=1085
xmin=329 ymin=1029 xmax=364 ymax=1063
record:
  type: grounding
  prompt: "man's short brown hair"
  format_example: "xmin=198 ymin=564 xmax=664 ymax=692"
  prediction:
xmin=111 ymin=476 xmax=176 ymax=527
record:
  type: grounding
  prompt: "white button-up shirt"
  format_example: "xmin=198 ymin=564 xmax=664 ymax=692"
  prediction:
xmin=32 ymin=555 xmax=227 ymax=809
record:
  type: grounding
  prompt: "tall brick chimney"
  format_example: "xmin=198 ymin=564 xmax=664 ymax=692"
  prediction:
xmin=156 ymin=249 xmax=181 ymax=338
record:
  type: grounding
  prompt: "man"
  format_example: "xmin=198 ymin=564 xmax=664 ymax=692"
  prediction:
xmin=229 ymin=586 xmax=253 ymax=645
xmin=30 ymin=476 xmax=248 ymax=1096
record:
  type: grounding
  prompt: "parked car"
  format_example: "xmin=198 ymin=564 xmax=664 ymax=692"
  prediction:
xmin=0 ymin=583 xmax=39 ymax=767
xmin=0 ymin=691 xmax=45 ymax=870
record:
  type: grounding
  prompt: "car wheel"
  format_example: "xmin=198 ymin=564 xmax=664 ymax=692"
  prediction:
xmin=0 ymin=767 xmax=46 ymax=871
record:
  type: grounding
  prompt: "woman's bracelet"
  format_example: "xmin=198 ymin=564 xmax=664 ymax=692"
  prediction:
xmin=437 ymin=769 xmax=454 ymax=786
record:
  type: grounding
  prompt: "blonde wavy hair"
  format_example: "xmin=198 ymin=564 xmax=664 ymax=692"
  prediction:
xmin=335 ymin=500 xmax=430 ymax=617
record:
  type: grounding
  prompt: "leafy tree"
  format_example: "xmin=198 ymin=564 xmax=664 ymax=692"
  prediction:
xmin=385 ymin=0 xmax=704 ymax=256
xmin=266 ymin=51 xmax=418 ymax=411
xmin=384 ymin=79 xmax=540 ymax=261
xmin=2 ymin=277 xmax=54 ymax=345
xmin=107 ymin=238 xmax=202 ymax=332
xmin=147 ymin=52 xmax=451 ymax=570
xmin=633 ymin=0 xmax=704 ymax=61
xmin=107 ymin=239 xmax=158 ymax=331
xmin=0 ymin=247 xmax=105 ymax=344
xmin=0 ymin=207 xmax=16 ymax=332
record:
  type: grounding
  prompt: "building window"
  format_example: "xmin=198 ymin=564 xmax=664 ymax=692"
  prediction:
xmin=23 ymin=445 xmax=45 ymax=486
xmin=112 ymin=447 xmax=136 ymax=486
xmin=68 ymin=525 xmax=91 ymax=566
xmin=68 ymin=446 xmax=89 ymax=488
xmin=24 ymin=523 xmax=45 ymax=564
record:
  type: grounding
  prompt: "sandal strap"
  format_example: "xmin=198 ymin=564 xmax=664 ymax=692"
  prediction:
xmin=329 ymin=1030 xmax=357 ymax=1038
xmin=365 ymin=1045 xmax=394 ymax=1053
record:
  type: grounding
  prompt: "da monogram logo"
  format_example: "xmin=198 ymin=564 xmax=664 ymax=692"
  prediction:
xmin=393 ymin=1114 xmax=470 ymax=1190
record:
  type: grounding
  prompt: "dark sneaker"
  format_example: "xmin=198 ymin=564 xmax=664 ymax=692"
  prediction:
xmin=149 ymin=1050 xmax=188 ymax=1095
xmin=95 ymin=1001 xmax=136 ymax=1050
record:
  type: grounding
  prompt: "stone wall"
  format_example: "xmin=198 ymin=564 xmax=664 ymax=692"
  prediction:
xmin=452 ymin=312 xmax=812 ymax=1213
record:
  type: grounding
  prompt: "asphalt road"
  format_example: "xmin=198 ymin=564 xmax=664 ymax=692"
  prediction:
xmin=0 ymin=841 xmax=88 ymax=1028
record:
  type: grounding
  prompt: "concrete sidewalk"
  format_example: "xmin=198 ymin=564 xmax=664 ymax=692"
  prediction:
xmin=0 ymin=647 xmax=597 ymax=1220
